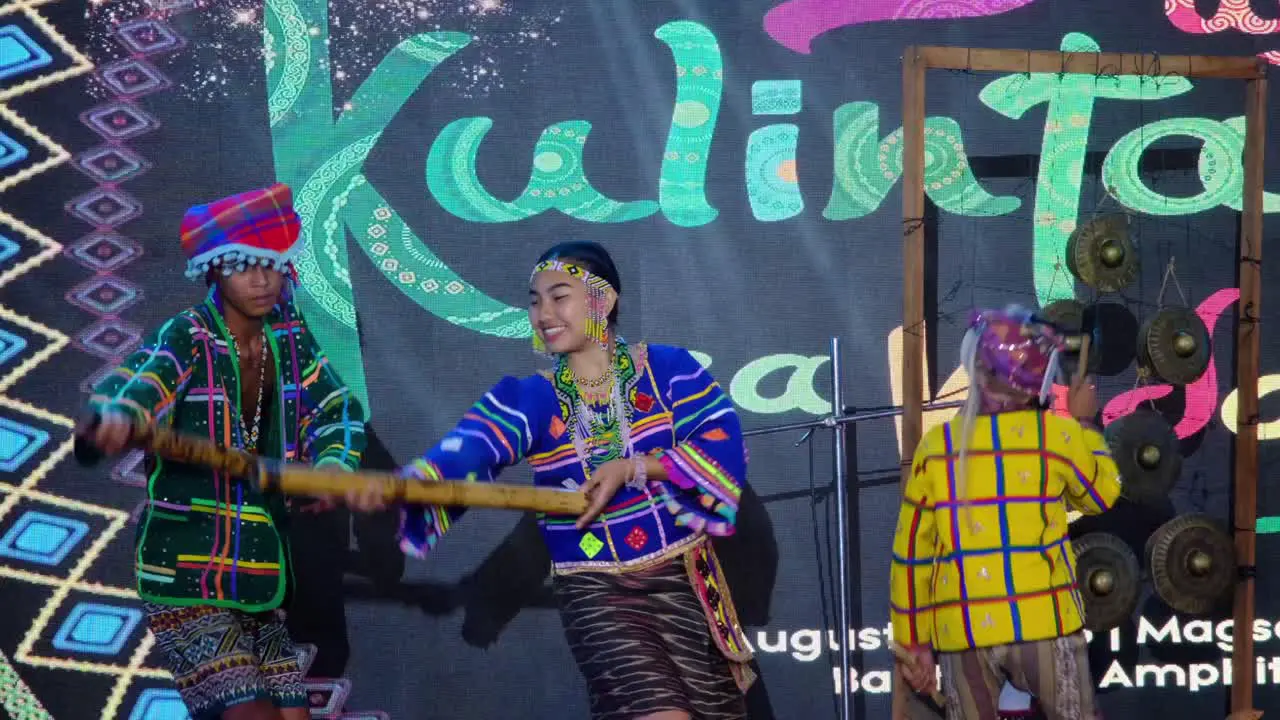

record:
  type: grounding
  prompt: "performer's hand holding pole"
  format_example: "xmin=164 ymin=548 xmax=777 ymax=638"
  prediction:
xmin=347 ymin=475 xmax=394 ymax=512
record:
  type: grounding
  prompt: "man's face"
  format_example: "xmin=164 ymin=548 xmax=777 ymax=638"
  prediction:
xmin=218 ymin=265 xmax=284 ymax=318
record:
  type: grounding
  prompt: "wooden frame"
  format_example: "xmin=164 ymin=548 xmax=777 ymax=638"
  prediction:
xmin=898 ymin=46 xmax=1268 ymax=718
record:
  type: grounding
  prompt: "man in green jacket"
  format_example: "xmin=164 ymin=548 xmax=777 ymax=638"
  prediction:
xmin=83 ymin=183 xmax=366 ymax=720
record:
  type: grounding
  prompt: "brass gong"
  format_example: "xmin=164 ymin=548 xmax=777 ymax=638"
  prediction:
xmin=1065 ymin=214 xmax=1139 ymax=293
xmin=1138 ymin=306 xmax=1212 ymax=385
xmin=1073 ymin=532 xmax=1141 ymax=632
xmin=1148 ymin=513 xmax=1236 ymax=616
xmin=1104 ymin=410 xmax=1181 ymax=506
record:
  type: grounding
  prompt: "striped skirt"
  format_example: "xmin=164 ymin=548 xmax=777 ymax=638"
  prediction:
xmin=554 ymin=553 xmax=753 ymax=720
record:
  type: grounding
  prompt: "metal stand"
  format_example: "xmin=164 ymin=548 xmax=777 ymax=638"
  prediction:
xmin=743 ymin=337 xmax=961 ymax=720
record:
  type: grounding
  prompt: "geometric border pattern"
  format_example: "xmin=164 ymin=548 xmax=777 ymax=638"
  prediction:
xmin=1 ymin=2 xmax=385 ymax=716
xmin=0 ymin=1 xmax=153 ymax=719
xmin=125 ymin=688 xmax=187 ymax=720
xmin=0 ymin=415 xmax=50 ymax=472
xmin=70 ymin=11 xmax=184 ymax=433
xmin=50 ymin=602 xmax=143 ymax=655
xmin=0 ymin=509 xmax=87 ymax=565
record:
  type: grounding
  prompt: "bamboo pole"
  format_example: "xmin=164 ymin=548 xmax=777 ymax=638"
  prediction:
xmin=895 ymin=44 xmax=928 ymax=720
xmin=1229 ymin=68 xmax=1267 ymax=716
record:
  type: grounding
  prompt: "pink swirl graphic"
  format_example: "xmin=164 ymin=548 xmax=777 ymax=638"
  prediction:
xmin=1239 ymin=10 xmax=1277 ymax=34
xmin=1166 ymin=0 xmax=1279 ymax=64
xmin=763 ymin=0 xmax=1037 ymax=54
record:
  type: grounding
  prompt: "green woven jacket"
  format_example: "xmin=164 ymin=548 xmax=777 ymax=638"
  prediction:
xmin=88 ymin=291 xmax=366 ymax=612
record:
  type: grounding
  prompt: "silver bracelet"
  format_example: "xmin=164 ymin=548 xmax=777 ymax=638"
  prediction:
xmin=626 ymin=455 xmax=648 ymax=490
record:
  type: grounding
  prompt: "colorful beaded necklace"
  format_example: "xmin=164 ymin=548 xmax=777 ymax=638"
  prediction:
xmin=552 ymin=338 xmax=639 ymax=473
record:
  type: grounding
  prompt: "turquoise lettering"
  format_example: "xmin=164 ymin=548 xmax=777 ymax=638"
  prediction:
xmin=426 ymin=119 xmax=658 ymax=222
xmin=823 ymin=102 xmax=1018 ymax=221
xmin=747 ymin=80 xmax=804 ymax=222
xmin=1104 ymin=116 xmax=1280 ymax=215
xmin=655 ymin=21 xmax=724 ymax=227
xmin=979 ymin=32 xmax=1193 ymax=306
xmin=265 ymin=0 xmax=528 ymax=408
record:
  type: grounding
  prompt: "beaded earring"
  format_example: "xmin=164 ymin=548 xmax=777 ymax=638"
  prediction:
xmin=529 ymin=259 xmax=615 ymax=354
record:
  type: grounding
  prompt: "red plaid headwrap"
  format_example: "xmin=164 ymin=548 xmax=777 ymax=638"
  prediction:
xmin=179 ymin=183 xmax=302 ymax=280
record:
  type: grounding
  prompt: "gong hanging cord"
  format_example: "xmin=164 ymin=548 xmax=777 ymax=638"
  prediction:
xmin=1155 ymin=257 xmax=1190 ymax=310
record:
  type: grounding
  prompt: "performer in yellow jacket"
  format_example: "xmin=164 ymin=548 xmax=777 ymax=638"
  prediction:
xmin=890 ymin=306 xmax=1121 ymax=720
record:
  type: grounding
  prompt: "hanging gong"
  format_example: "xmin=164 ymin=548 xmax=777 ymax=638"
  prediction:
xmin=1065 ymin=214 xmax=1139 ymax=293
xmin=1040 ymin=299 xmax=1100 ymax=375
xmin=1073 ymin=532 xmax=1141 ymax=632
xmin=1104 ymin=410 xmax=1181 ymax=505
xmin=1137 ymin=306 xmax=1212 ymax=385
xmin=1148 ymin=513 xmax=1236 ymax=616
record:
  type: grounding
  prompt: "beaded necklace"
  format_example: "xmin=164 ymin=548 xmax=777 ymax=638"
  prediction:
xmin=552 ymin=338 xmax=638 ymax=474
xmin=229 ymin=328 xmax=268 ymax=452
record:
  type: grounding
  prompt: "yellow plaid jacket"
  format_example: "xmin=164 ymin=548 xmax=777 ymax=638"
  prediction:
xmin=889 ymin=409 xmax=1122 ymax=652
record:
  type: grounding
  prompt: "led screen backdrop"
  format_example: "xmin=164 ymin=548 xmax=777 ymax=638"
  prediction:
xmin=2 ymin=0 xmax=1280 ymax=718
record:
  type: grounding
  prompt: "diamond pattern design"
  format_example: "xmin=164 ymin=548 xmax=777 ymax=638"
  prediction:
xmin=625 ymin=526 xmax=648 ymax=551
xmin=579 ymin=532 xmax=604 ymax=558
xmin=0 ymin=326 xmax=27 ymax=366
xmin=0 ymin=233 xmax=17 ymax=264
xmin=66 ymin=187 xmax=144 ymax=228
xmin=75 ymin=319 xmax=142 ymax=359
xmin=111 ymin=450 xmax=147 ymax=488
xmin=51 ymin=602 xmax=143 ymax=655
xmin=144 ymin=0 xmax=202 ymax=14
xmin=79 ymin=361 xmax=118 ymax=394
xmin=0 ymin=3 xmax=177 ymax=718
xmin=64 ymin=231 xmax=143 ymax=272
xmin=0 ymin=104 xmax=69 ymax=194
xmin=306 ymin=678 xmax=353 ymax=717
xmin=74 ymin=145 xmax=152 ymax=184
xmin=70 ymin=8 xmax=159 ymax=403
xmin=96 ymin=58 xmax=171 ymax=99
xmin=80 ymin=102 xmax=160 ymax=142
xmin=0 ymin=4 xmax=394 ymax=718
xmin=114 ymin=18 xmax=186 ymax=56
xmin=0 ymin=511 xmax=89 ymax=566
xmin=127 ymin=688 xmax=187 ymax=720
xmin=0 ymin=129 xmax=27 ymax=170
xmin=0 ymin=25 xmax=53 ymax=81
xmin=0 ymin=415 xmax=50 ymax=473
xmin=66 ymin=276 xmax=143 ymax=316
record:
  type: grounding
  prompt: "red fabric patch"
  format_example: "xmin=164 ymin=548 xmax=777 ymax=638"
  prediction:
xmin=633 ymin=391 xmax=654 ymax=413
xmin=625 ymin=526 xmax=648 ymax=551
xmin=701 ymin=427 xmax=729 ymax=441
xmin=549 ymin=416 xmax=567 ymax=438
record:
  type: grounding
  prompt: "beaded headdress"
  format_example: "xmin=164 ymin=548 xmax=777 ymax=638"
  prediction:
xmin=529 ymin=259 xmax=615 ymax=353
xmin=960 ymin=305 xmax=1066 ymax=407
xmin=179 ymin=183 xmax=302 ymax=281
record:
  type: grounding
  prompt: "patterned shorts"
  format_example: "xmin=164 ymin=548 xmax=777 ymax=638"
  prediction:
xmin=939 ymin=632 xmax=1101 ymax=720
xmin=143 ymin=602 xmax=306 ymax=719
